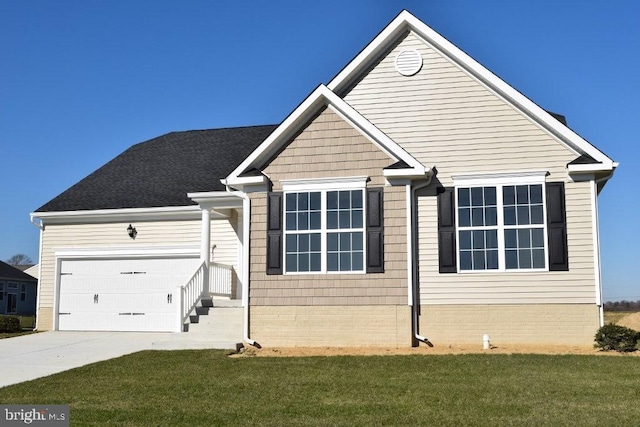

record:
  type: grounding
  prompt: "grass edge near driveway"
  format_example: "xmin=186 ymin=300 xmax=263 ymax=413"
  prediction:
xmin=1 ymin=350 xmax=639 ymax=426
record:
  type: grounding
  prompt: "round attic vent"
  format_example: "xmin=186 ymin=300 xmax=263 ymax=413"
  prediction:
xmin=395 ymin=49 xmax=423 ymax=76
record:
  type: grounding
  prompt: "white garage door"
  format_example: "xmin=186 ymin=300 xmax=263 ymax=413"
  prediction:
xmin=58 ymin=257 xmax=200 ymax=332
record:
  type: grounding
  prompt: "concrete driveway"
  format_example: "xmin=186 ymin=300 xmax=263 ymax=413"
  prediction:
xmin=0 ymin=331 xmax=174 ymax=388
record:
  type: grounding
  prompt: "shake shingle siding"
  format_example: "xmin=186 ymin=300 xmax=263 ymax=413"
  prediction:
xmin=36 ymin=125 xmax=277 ymax=212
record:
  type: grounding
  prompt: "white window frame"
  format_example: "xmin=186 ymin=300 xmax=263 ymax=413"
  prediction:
xmin=0 ymin=282 xmax=4 ymax=301
xmin=20 ymin=283 xmax=27 ymax=302
xmin=453 ymin=172 xmax=549 ymax=273
xmin=281 ymin=177 xmax=368 ymax=275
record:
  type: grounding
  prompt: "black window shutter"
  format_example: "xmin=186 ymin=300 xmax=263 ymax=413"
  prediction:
xmin=437 ymin=187 xmax=457 ymax=273
xmin=546 ymin=182 xmax=569 ymax=271
xmin=266 ymin=192 xmax=283 ymax=275
xmin=366 ymin=187 xmax=384 ymax=273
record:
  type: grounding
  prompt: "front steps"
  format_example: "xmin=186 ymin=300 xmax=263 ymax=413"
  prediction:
xmin=152 ymin=298 xmax=243 ymax=350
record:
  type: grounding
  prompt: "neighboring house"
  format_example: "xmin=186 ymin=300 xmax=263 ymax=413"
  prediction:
xmin=0 ymin=261 xmax=37 ymax=316
xmin=31 ymin=11 xmax=616 ymax=347
xmin=22 ymin=264 xmax=39 ymax=279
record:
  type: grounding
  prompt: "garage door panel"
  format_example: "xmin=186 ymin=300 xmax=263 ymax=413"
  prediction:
xmin=58 ymin=257 xmax=198 ymax=332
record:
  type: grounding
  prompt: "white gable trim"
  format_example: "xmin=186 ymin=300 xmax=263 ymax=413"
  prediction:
xmin=226 ymin=85 xmax=428 ymax=188
xmin=327 ymin=10 xmax=616 ymax=171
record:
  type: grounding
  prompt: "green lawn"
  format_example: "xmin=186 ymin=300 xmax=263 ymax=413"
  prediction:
xmin=0 ymin=331 xmax=35 ymax=339
xmin=1 ymin=351 xmax=639 ymax=426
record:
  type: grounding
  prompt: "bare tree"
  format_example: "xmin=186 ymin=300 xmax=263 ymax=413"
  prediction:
xmin=6 ymin=254 xmax=33 ymax=266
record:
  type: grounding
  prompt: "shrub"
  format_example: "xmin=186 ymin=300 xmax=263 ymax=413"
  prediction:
xmin=594 ymin=324 xmax=639 ymax=352
xmin=0 ymin=316 xmax=21 ymax=333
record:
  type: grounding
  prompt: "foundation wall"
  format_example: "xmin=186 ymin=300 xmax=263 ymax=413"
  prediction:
xmin=419 ymin=304 xmax=599 ymax=346
xmin=250 ymin=305 xmax=412 ymax=347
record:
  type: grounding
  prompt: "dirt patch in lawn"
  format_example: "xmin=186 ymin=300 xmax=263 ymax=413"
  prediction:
xmin=234 ymin=343 xmax=640 ymax=358
xmin=617 ymin=312 xmax=640 ymax=332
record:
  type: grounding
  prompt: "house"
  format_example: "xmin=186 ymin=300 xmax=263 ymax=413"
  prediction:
xmin=30 ymin=10 xmax=616 ymax=347
xmin=0 ymin=261 xmax=37 ymax=316
xmin=21 ymin=264 xmax=39 ymax=279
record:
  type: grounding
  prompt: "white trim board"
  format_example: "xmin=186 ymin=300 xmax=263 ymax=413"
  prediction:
xmin=54 ymin=246 xmax=200 ymax=260
xmin=327 ymin=10 xmax=616 ymax=172
xmin=31 ymin=205 xmax=201 ymax=225
xmin=225 ymin=85 xmax=429 ymax=188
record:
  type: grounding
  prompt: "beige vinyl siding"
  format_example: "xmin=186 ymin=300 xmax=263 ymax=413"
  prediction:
xmin=343 ymin=31 xmax=596 ymax=305
xmin=211 ymin=212 xmax=239 ymax=269
xmin=249 ymin=107 xmax=408 ymax=306
xmin=210 ymin=213 xmax=240 ymax=297
xmin=343 ymin=31 xmax=578 ymax=184
xmin=38 ymin=217 xmax=239 ymax=330
xmin=416 ymin=180 xmax=594 ymax=304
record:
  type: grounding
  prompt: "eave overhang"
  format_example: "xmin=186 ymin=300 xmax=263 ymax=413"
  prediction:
xmin=187 ymin=191 xmax=244 ymax=211
xmin=31 ymin=205 xmax=202 ymax=225
xmin=567 ymin=162 xmax=619 ymax=174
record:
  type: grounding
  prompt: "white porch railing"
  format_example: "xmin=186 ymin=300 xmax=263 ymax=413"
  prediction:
xmin=175 ymin=261 xmax=207 ymax=332
xmin=210 ymin=262 xmax=233 ymax=297
xmin=175 ymin=261 xmax=234 ymax=332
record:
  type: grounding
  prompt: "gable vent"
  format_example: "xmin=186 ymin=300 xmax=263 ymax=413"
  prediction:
xmin=395 ymin=49 xmax=423 ymax=76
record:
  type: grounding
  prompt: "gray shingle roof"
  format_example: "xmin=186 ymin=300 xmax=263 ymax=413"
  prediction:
xmin=36 ymin=125 xmax=277 ymax=212
xmin=0 ymin=261 xmax=37 ymax=282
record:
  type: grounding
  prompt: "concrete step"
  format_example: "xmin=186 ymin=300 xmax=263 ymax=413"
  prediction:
xmin=186 ymin=298 xmax=240 ymax=325
xmin=210 ymin=298 xmax=242 ymax=308
xmin=184 ymin=306 xmax=243 ymax=342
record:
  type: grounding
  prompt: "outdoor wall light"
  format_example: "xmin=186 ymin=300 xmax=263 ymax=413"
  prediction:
xmin=127 ymin=224 xmax=137 ymax=239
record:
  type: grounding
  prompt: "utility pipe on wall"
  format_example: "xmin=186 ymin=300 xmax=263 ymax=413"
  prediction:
xmin=29 ymin=215 xmax=44 ymax=331
xmin=593 ymin=171 xmax=615 ymax=327
xmin=223 ymin=182 xmax=259 ymax=347
xmin=408 ymin=170 xmax=435 ymax=346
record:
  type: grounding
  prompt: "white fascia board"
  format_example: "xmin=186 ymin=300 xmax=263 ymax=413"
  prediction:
xmin=220 ymin=175 xmax=266 ymax=188
xmin=187 ymin=191 xmax=244 ymax=210
xmin=328 ymin=10 xmax=412 ymax=94
xmin=226 ymin=85 xmax=329 ymax=186
xmin=567 ymin=163 xmax=618 ymax=174
xmin=323 ymin=92 xmax=426 ymax=174
xmin=281 ymin=176 xmax=369 ymax=191
xmin=383 ymin=168 xmax=432 ymax=179
xmin=54 ymin=246 xmax=200 ymax=259
xmin=327 ymin=10 xmax=615 ymax=167
xmin=31 ymin=205 xmax=201 ymax=225
xmin=225 ymin=85 xmax=426 ymax=186
xmin=452 ymin=170 xmax=548 ymax=186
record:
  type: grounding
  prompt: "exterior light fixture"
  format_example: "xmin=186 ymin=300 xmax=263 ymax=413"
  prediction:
xmin=127 ymin=224 xmax=137 ymax=239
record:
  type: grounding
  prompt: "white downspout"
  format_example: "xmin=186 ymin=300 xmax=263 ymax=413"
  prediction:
xmin=223 ymin=182 xmax=258 ymax=347
xmin=408 ymin=171 xmax=435 ymax=346
xmin=593 ymin=172 xmax=614 ymax=327
xmin=30 ymin=215 xmax=44 ymax=331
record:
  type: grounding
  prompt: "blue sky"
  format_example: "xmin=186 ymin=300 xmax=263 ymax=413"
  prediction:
xmin=1 ymin=1 xmax=638 ymax=301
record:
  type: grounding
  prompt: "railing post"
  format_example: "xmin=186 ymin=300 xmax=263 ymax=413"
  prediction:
xmin=201 ymin=208 xmax=211 ymax=296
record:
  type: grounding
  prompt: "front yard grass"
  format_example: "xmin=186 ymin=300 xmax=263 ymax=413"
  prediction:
xmin=0 ymin=331 xmax=35 ymax=339
xmin=1 ymin=350 xmax=639 ymax=426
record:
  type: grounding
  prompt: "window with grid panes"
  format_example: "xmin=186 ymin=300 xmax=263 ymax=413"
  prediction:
xmin=457 ymin=183 xmax=546 ymax=271
xmin=285 ymin=189 xmax=364 ymax=273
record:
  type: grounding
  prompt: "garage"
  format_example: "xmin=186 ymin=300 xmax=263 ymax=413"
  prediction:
xmin=57 ymin=257 xmax=200 ymax=332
